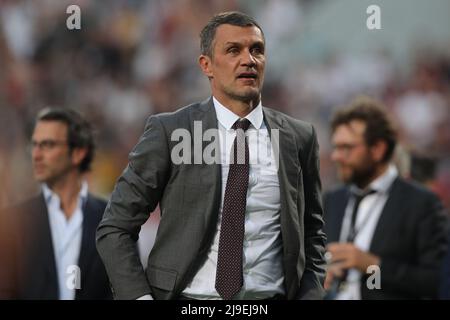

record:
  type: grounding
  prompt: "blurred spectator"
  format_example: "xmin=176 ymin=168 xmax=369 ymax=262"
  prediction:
xmin=410 ymin=152 xmax=438 ymax=186
xmin=323 ymin=96 xmax=448 ymax=299
xmin=0 ymin=108 xmax=111 ymax=300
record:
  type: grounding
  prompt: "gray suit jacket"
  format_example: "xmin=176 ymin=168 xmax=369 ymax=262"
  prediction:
xmin=96 ymin=98 xmax=326 ymax=300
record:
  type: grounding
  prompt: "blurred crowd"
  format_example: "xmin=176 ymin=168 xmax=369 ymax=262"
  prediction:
xmin=1 ymin=0 xmax=449 ymax=213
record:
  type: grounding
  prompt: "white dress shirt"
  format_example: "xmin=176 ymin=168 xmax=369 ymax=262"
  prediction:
xmin=181 ymin=97 xmax=285 ymax=300
xmin=336 ymin=165 xmax=398 ymax=300
xmin=42 ymin=181 xmax=87 ymax=300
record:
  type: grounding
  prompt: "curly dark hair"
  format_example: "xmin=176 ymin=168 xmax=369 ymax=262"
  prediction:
xmin=331 ymin=96 xmax=397 ymax=163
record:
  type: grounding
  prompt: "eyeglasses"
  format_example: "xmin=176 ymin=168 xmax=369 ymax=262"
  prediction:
xmin=30 ymin=139 xmax=68 ymax=151
xmin=331 ymin=142 xmax=365 ymax=155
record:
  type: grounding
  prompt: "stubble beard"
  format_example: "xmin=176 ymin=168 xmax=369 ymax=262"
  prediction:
xmin=224 ymin=85 xmax=261 ymax=105
xmin=347 ymin=159 xmax=379 ymax=189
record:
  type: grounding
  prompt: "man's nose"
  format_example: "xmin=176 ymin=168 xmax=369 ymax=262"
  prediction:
xmin=241 ymin=49 xmax=256 ymax=67
xmin=32 ymin=146 xmax=43 ymax=160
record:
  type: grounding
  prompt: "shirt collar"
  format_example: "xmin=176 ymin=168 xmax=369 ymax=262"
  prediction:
xmin=350 ymin=164 xmax=398 ymax=195
xmin=42 ymin=181 xmax=89 ymax=205
xmin=213 ymin=96 xmax=263 ymax=130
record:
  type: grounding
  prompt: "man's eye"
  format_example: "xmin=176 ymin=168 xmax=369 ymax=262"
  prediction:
xmin=42 ymin=141 xmax=55 ymax=148
xmin=228 ymin=47 xmax=239 ymax=54
xmin=251 ymin=47 xmax=263 ymax=55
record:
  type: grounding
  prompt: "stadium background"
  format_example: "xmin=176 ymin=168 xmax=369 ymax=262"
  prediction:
xmin=1 ymin=0 xmax=449 ymax=263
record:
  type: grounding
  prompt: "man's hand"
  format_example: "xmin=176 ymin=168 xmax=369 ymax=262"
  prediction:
xmin=324 ymin=242 xmax=380 ymax=290
xmin=325 ymin=242 xmax=380 ymax=281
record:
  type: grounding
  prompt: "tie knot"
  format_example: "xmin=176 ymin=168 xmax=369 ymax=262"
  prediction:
xmin=352 ymin=188 xmax=376 ymax=201
xmin=232 ymin=118 xmax=251 ymax=132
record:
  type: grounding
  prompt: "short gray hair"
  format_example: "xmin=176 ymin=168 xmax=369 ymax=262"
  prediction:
xmin=200 ymin=11 xmax=265 ymax=57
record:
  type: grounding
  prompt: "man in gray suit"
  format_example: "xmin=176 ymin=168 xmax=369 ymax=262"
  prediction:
xmin=96 ymin=11 xmax=326 ymax=300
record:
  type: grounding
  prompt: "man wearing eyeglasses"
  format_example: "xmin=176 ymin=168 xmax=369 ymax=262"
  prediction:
xmin=0 ymin=108 xmax=111 ymax=300
xmin=323 ymin=96 xmax=448 ymax=299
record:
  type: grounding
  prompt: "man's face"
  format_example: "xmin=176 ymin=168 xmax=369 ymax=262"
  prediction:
xmin=31 ymin=121 xmax=73 ymax=185
xmin=331 ymin=120 xmax=378 ymax=186
xmin=199 ymin=24 xmax=266 ymax=105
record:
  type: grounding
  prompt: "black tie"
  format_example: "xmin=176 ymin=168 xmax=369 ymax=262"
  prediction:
xmin=347 ymin=189 xmax=376 ymax=242
xmin=215 ymin=118 xmax=251 ymax=300
xmin=325 ymin=188 xmax=376 ymax=300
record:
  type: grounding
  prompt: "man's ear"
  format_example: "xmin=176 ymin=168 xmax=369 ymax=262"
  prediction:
xmin=198 ymin=55 xmax=213 ymax=78
xmin=71 ymin=147 xmax=88 ymax=168
xmin=370 ymin=140 xmax=388 ymax=163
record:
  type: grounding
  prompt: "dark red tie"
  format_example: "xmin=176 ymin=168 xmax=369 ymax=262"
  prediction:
xmin=215 ymin=118 xmax=251 ymax=300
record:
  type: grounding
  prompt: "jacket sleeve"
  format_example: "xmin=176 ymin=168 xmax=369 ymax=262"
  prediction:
xmin=96 ymin=115 xmax=170 ymax=300
xmin=297 ymin=125 xmax=327 ymax=299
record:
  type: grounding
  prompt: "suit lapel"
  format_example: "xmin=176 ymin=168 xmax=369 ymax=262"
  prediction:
xmin=190 ymin=96 xmax=221 ymax=185
xmin=28 ymin=195 xmax=58 ymax=298
xmin=76 ymin=195 xmax=96 ymax=299
xmin=175 ymin=98 xmax=224 ymax=295
xmin=190 ymin=98 xmax=222 ymax=246
xmin=263 ymin=109 xmax=300 ymax=254
xmin=369 ymin=178 xmax=403 ymax=254
xmin=327 ymin=189 xmax=350 ymax=243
